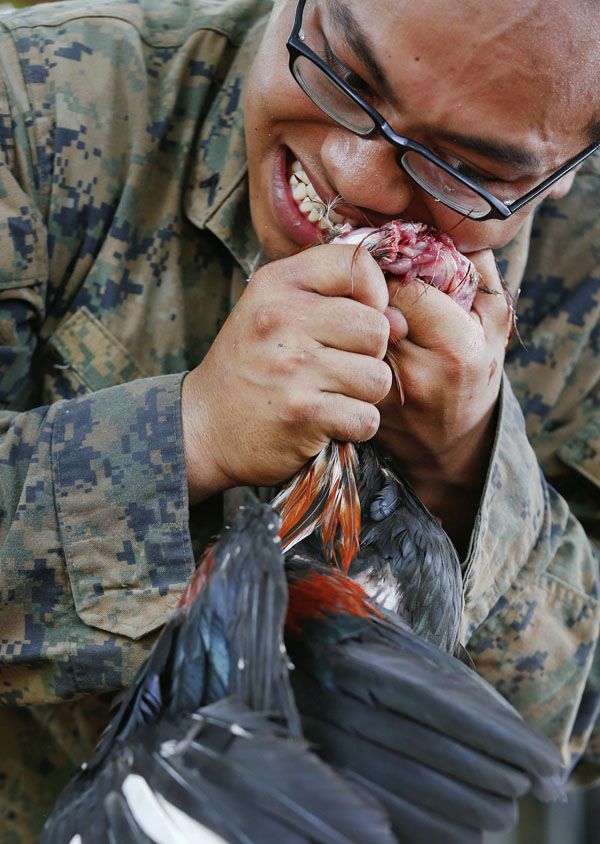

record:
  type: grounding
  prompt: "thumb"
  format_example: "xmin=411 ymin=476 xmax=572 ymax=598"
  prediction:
xmin=468 ymin=250 xmax=515 ymax=346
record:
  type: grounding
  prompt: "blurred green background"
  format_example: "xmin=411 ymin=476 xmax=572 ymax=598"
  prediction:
xmin=0 ymin=0 xmax=598 ymax=841
xmin=0 ymin=0 xmax=54 ymax=10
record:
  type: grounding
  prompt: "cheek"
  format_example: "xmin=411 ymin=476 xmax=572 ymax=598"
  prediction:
xmin=427 ymin=206 xmax=533 ymax=253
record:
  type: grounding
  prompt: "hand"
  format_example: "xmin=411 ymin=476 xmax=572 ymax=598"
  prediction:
xmin=375 ymin=250 xmax=513 ymax=550
xmin=182 ymin=245 xmax=402 ymax=503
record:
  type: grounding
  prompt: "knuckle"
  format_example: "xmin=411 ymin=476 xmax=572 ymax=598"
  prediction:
xmin=358 ymin=407 xmax=380 ymax=441
xmin=367 ymin=311 xmax=391 ymax=357
xmin=444 ymin=336 xmax=484 ymax=383
xmin=281 ymin=392 xmax=320 ymax=429
xmin=271 ymin=347 xmax=314 ymax=379
xmin=252 ymin=302 xmax=284 ymax=340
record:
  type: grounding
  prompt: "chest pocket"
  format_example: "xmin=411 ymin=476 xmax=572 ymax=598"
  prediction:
xmin=43 ymin=306 xmax=147 ymax=401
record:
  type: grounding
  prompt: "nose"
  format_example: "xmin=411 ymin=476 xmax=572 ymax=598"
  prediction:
xmin=320 ymin=128 xmax=415 ymax=218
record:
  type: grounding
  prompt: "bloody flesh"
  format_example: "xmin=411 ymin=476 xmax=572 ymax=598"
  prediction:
xmin=333 ymin=219 xmax=480 ymax=311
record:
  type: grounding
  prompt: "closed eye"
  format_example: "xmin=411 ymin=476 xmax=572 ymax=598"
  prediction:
xmin=452 ymin=160 xmax=501 ymax=187
xmin=446 ymin=156 xmax=519 ymax=189
xmin=323 ymin=39 xmax=376 ymax=101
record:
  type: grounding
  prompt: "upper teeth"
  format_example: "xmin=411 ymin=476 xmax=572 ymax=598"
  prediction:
xmin=289 ymin=159 xmax=345 ymax=231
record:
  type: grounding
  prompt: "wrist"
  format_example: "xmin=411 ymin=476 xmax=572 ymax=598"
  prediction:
xmin=386 ymin=406 xmax=498 ymax=556
xmin=181 ymin=373 xmax=231 ymax=505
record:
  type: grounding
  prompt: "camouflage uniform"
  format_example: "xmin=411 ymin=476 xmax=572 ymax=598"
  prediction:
xmin=0 ymin=0 xmax=597 ymax=840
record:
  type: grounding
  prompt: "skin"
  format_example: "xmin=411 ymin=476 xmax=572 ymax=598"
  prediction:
xmin=183 ymin=0 xmax=599 ymax=554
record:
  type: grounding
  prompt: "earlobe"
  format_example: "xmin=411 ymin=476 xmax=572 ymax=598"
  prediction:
xmin=546 ymin=169 xmax=578 ymax=200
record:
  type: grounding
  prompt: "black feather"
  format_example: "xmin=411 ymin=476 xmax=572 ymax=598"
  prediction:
xmin=42 ymin=505 xmax=395 ymax=844
xmin=285 ymin=557 xmax=566 ymax=842
xmin=353 ymin=442 xmax=463 ymax=654
xmin=346 ymin=773 xmax=483 ymax=844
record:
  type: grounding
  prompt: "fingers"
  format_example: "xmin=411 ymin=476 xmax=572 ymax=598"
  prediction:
xmin=259 ymin=243 xmax=390 ymax=312
xmin=317 ymin=348 xmax=393 ymax=404
xmin=281 ymin=350 xmax=391 ymax=442
xmin=387 ymin=279 xmax=476 ymax=350
xmin=317 ymin=392 xmax=381 ymax=443
xmin=301 ymin=294 xmax=392 ymax=358
xmin=386 ymin=248 xmax=511 ymax=352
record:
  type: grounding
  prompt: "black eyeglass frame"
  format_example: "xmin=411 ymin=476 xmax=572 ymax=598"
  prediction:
xmin=286 ymin=0 xmax=599 ymax=221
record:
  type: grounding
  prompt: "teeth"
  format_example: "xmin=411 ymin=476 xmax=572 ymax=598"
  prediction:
xmin=292 ymin=182 xmax=307 ymax=202
xmin=288 ymin=158 xmax=349 ymax=231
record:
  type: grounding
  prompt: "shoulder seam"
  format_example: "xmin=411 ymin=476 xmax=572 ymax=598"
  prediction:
xmin=541 ymin=570 xmax=600 ymax=606
xmin=0 ymin=11 xmax=243 ymax=49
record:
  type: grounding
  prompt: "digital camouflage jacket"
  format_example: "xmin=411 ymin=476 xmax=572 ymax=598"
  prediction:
xmin=0 ymin=0 xmax=598 ymax=841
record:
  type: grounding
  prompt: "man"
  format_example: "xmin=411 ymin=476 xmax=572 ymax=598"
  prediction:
xmin=0 ymin=0 xmax=598 ymax=839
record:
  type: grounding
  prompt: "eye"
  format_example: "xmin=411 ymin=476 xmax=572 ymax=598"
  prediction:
xmin=323 ymin=40 xmax=376 ymax=100
xmin=452 ymin=160 xmax=498 ymax=187
xmin=439 ymin=152 xmax=510 ymax=189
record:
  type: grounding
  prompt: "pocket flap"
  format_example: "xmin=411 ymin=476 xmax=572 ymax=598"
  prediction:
xmin=48 ymin=306 xmax=146 ymax=391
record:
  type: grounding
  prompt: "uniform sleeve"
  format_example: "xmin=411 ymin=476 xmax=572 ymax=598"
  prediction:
xmin=463 ymin=156 xmax=600 ymax=780
xmin=0 ymin=31 xmax=195 ymax=707
xmin=0 ymin=378 xmax=195 ymax=706
xmin=463 ymin=377 xmax=600 ymax=771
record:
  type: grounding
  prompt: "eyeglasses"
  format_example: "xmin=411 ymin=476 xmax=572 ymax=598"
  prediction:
xmin=286 ymin=0 xmax=599 ymax=221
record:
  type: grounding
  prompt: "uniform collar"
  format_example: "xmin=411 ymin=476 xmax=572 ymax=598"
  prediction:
xmin=184 ymin=14 xmax=269 ymax=277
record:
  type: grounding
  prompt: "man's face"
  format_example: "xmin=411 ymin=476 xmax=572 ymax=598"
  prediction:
xmin=244 ymin=0 xmax=599 ymax=260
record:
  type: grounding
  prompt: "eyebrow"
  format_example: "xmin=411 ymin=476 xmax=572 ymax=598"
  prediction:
xmin=434 ymin=130 xmax=541 ymax=172
xmin=328 ymin=0 xmax=400 ymax=108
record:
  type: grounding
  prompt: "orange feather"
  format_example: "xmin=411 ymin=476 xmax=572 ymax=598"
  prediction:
xmin=273 ymin=441 xmax=361 ymax=573
xmin=285 ymin=569 xmax=382 ymax=637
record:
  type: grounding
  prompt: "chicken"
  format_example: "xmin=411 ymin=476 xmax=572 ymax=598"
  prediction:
xmin=40 ymin=502 xmax=564 ymax=844
xmin=40 ymin=503 xmax=394 ymax=844
xmin=277 ymin=439 xmax=464 ymax=654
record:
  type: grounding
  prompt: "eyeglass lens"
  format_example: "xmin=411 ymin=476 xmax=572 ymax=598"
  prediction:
xmin=293 ymin=55 xmax=375 ymax=135
xmin=292 ymin=54 xmax=493 ymax=219
xmin=402 ymin=152 xmax=491 ymax=218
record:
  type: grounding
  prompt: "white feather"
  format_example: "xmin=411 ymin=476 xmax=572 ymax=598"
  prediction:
xmin=121 ymin=774 xmax=227 ymax=844
xmin=353 ymin=565 xmax=400 ymax=612
xmin=156 ymin=793 xmax=230 ymax=844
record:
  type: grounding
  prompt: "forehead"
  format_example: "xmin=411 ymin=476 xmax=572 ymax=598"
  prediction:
xmin=324 ymin=0 xmax=600 ymax=154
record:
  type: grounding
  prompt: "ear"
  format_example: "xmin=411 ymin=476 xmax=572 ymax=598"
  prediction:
xmin=546 ymin=169 xmax=578 ymax=200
